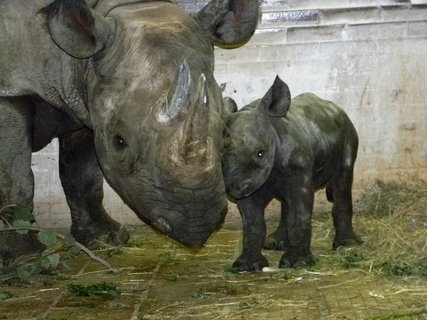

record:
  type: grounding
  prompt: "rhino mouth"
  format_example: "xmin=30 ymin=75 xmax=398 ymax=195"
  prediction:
xmin=134 ymin=183 xmax=228 ymax=249
xmin=103 ymin=166 xmax=227 ymax=249
xmin=224 ymin=177 xmax=259 ymax=200
xmin=151 ymin=202 xmax=227 ymax=249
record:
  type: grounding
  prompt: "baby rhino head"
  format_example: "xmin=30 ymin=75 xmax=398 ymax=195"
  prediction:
xmin=222 ymin=76 xmax=291 ymax=199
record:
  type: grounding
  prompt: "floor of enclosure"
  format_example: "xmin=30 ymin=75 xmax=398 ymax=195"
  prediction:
xmin=1 ymin=215 xmax=426 ymax=320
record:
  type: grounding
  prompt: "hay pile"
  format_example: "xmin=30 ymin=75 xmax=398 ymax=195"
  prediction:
xmin=317 ymin=180 xmax=427 ymax=276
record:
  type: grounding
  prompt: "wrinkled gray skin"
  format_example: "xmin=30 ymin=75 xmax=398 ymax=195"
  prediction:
xmin=0 ymin=0 xmax=259 ymax=249
xmin=222 ymin=76 xmax=362 ymax=271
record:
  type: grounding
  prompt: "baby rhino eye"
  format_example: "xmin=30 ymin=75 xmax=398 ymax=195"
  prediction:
xmin=114 ymin=135 xmax=127 ymax=150
xmin=257 ymin=150 xmax=264 ymax=158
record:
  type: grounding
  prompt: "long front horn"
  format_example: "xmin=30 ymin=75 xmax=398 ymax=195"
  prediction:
xmin=156 ymin=60 xmax=192 ymax=124
xmin=179 ymin=73 xmax=211 ymax=162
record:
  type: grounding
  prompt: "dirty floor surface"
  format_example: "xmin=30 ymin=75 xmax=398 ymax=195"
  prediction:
xmin=1 ymin=201 xmax=426 ymax=320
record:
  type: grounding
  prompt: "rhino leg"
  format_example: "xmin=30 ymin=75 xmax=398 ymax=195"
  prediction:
xmin=330 ymin=165 xmax=363 ymax=250
xmin=0 ymin=97 xmax=43 ymax=263
xmin=330 ymin=134 xmax=363 ymax=249
xmin=58 ymin=128 xmax=129 ymax=247
xmin=233 ymin=189 xmax=272 ymax=272
xmin=263 ymin=203 xmax=289 ymax=251
xmin=278 ymin=173 xmax=316 ymax=269
xmin=0 ymin=97 xmax=34 ymax=212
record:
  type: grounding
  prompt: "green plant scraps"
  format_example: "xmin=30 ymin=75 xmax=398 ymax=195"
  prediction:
xmin=0 ymin=291 xmax=13 ymax=301
xmin=68 ymin=282 xmax=120 ymax=299
xmin=368 ymin=307 xmax=427 ymax=320
xmin=239 ymin=300 xmax=258 ymax=310
xmin=0 ymin=205 xmax=117 ymax=283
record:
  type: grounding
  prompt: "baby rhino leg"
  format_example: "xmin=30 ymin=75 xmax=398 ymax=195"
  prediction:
xmin=279 ymin=174 xmax=315 ymax=268
xmin=330 ymin=142 xmax=363 ymax=249
xmin=233 ymin=194 xmax=270 ymax=272
xmin=264 ymin=203 xmax=289 ymax=251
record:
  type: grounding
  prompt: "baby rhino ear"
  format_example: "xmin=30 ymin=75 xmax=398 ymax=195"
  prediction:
xmin=258 ymin=76 xmax=291 ymax=117
xmin=222 ymin=97 xmax=238 ymax=115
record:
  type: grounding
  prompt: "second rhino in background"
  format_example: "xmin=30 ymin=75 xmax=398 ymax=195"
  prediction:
xmin=222 ymin=76 xmax=363 ymax=271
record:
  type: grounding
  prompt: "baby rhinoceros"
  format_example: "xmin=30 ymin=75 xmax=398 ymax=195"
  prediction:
xmin=222 ymin=76 xmax=362 ymax=271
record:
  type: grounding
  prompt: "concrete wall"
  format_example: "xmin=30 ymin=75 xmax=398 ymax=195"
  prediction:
xmin=32 ymin=0 xmax=427 ymax=227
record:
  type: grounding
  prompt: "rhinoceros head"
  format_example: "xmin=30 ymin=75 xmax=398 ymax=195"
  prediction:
xmin=42 ymin=0 xmax=259 ymax=248
xmin=222 ymin=76 xmax=291 ymax=199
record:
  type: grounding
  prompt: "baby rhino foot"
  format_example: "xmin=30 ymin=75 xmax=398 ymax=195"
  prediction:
xmin=232 ymin=253 xmax=269 ymax=272
xmin=279 ymin=252 xmax=315 ymax=269
xmin=333 ymin=232 xmax=363 ymax=250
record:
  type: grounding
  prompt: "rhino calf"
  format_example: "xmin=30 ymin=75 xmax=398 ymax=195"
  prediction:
xmin=222 ymin=76 xmax=362 ymax=271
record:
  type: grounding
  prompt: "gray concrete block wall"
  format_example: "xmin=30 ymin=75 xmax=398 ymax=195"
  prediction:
xmin=32 ymin=0 xmax=427 ymax=227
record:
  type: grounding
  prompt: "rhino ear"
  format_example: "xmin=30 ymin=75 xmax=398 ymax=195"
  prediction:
xmin=196 ymin=0 xmax=259 ymax=49
xmin=222 ymin=97 xmax=238 ymax=115
xmin=258 ymin=76 xmax=291 ymax=117
xmin=41 ymin=0 xmax=113 ymax=58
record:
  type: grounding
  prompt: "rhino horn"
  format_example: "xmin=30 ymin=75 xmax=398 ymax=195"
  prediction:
xmin=179 ymin=73 xmax=211 ymax=161
xmin=157 ymin=60 xmax=192 ymax=124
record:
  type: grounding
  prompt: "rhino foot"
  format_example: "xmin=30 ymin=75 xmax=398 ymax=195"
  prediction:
xmin=279 ymin=252 xmax=315 ymax=269
xmin=232 ymin=253 xmax=269 ymax=272
xmin=71 ymin=222 xmax=130 ymax=248
xmin=333 ymin=232 xmax=363 ymax=250
xmin=0 ymin=230 xmax=46 ymax=268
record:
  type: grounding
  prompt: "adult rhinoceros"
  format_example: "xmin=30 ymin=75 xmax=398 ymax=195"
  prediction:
xmin=0 ymin=0 xmax=258 ymax=248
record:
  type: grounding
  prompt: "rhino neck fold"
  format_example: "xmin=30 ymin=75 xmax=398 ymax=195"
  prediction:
xmin=94 ymin=0 xmax=174 ymax=17
xmin=39 ymin=56 xmax=93 ymax=129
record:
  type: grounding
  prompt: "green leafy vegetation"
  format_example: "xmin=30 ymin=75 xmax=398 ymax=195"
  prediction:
xmin=164 ymin=273 xmax=178 ymax=282
xmin=379 ymin=261 xmax=427 ymax=277
xmin=337 ymin=248 xmax=366 ymax=268
xmin=0 ymin=205 xmax=115 ymax=283
xmin=0 ymin=291 xmax=13 ymax=301
xmin=68 ymin=281 xmax=120 ymax=299
xmin=224 ymin=266 xmax=240 ymax=274
xmin=368 ymin=308 xmax=427 ymax=320
xmin=190 ymin=289 xmax=203 ymax=299
xmin=239 ymin=300 xmax=258 ymax=310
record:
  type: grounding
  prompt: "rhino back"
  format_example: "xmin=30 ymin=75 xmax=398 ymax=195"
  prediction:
xmin=0 ymin=1 xmax=57 ymax=96
xmin=273 ymin=93 xmax=356 ymax=185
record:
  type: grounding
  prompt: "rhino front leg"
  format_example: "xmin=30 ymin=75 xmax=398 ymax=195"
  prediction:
xmin=264 ymin=203 xmax=289 ymax=251
xmin=279 ymin=174 xmax=315 ymax=268
xmin=0 ymin=97 xmax=34 ymax=212
xmin=0 ymin=97 xmax=44 ymax=263
xmin=58 ymin=128 xmax=129 ymax=247
xmin=233 ymin=191 xmax=272 ymax=272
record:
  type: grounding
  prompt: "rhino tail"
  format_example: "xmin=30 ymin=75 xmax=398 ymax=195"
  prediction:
xmin=326 ymin=183 xmax=334 ymax=203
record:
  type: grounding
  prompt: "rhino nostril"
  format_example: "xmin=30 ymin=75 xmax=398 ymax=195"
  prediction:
xmin=154 ymin=217 xmax=172 ymax=233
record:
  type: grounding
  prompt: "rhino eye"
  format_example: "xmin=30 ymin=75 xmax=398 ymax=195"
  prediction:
xmin=114 ymin=135 xmax=127 ymax=150
xmin=257 ymin=150 xmax=264 ymax=158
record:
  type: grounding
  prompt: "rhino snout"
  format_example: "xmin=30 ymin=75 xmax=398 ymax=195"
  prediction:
xmin=150 ymin=206 xmax=223 ymax=249
xmin=153 ymin=217 xmax=172 ymax=234
xmin=225 ymin=178 xmax=254 ymax=199
xmin=151 ymin=208 xmax=183 ymax=235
